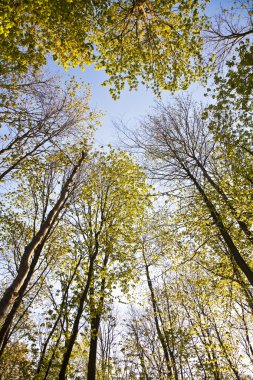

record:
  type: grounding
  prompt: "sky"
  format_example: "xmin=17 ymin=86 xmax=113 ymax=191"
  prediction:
xmin=47 ymin=0 xmax=233 ymax=148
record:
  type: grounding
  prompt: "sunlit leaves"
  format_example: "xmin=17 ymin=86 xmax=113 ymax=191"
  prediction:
xmin=1 ymin=0 xmax=209 ymax=97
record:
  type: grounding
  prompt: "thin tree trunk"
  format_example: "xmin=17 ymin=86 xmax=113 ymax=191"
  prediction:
xmin=0 ymin=222 xmax=61 ymax=354
xmin=142 ymin=250 xmax=173 ymax=379
xmin=43 ymin=324 xmax=65 ymax=380
xmin=36 ymin=257 xmax=82 ymax=375
xmin=58 ymin=254 xmax=95 ymax=380
xmin=87 ymin=254 xmax=108 ymax=380
xmin=213 ymin=323 xmax=241 ymax=380
xmin=162 ymin=297 xmax=179 ymax=380
xmin=0 ymin=138 xmax=50 ymax=181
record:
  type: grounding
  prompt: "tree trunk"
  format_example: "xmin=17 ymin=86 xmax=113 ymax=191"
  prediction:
xmin=87 ymin=254 xmax=108 ymax=380
xmin=87 ymin=316 xmax=100 ymax=380
xmin=194 ymin=157 xmax=253 ymax=244
xmin=36 ymin=257 xmax=82 ymax=375
xmin=143 ymin=250 xmax=173 ymax=379
xmin=181 ymin=162 xmax=253 ymax=287
xmin=0 ymin=234 xmax=50 ymax=353
xmin=58 ymin=254 xmax=95 ymax=380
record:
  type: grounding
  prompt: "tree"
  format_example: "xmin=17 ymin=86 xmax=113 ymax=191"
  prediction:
xmin=129 ymin=96 xmax=253 ymax=288
xmin=119 ymin=216 xmax=253 ymax=379
xmin=0 ymin=150 xmax=87 ymax=323
xmin=57 ymin=150 xmax=150 ymax=379
xmin=0 ymin=72 xmax=96 ymax=182
xmin=1 ymin=1 xmax=253 ymax=378
xmin=96 ymin=310 xmax=119 ymax=380
xmin=143 ymin=248 xmax=179 ymax=379
xmin=0 ymin=73 xmax=97 ymax=329
xmin=205 ymin=0 xmax=253 ymax=63
xmin=0 ymin=0 xmax=209 ymax=97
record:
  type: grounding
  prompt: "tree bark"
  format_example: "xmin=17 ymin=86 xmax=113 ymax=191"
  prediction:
xmin=87 ymin=316 xmax=100 ymax=380
xmin=0 ymin=241 xmax=44 ymax=353
xmin=87 ymin=254 xmax=108 ymax=380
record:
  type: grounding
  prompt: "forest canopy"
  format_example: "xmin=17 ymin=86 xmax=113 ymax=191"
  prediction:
xmin=0 ymin=0 xmax=253 ymax=379
xmin=1 ymin=0 xmax=209 ymax=96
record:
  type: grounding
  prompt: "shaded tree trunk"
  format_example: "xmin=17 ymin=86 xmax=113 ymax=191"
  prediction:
xmin=87 ymin=316 xmax=100 ymax=380
xmin=87 ymin=254 xmax=108 ymax=380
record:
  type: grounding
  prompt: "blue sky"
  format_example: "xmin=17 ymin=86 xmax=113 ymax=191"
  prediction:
xmin=47 ymin=65 xmax=208 ymax=149
xmin=47 ymin=0 xmax=232 ymax=147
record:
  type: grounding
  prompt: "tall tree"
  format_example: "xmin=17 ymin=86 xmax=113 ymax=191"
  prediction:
xmin=0 ymin=74 xmax=97 ymax=327
xmin=130 ymin=96 xmax=253 ymax=288
xmin=57 ymin=150 xmax=150 ymax=379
